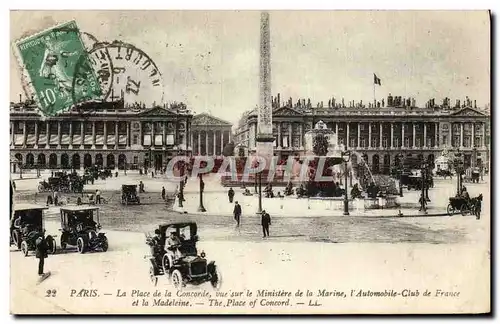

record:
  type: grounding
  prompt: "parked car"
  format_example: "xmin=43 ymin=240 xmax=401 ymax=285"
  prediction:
xmin=10 ymin=204 xmax=56 ymax=256
xmin=146 ymin=222 xmax=221 ymax=290
xmin=121 ymin=184 xmax=141 ymax=205
xmin=59 ymin=206 xmax=108 ymax=253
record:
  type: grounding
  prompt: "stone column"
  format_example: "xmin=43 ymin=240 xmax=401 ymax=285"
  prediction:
xmin=57 ymin=121 xmax=61 ymax=148
xmin=115 ymin=122 xmax=119 ymax=149
xmin=151 ymin=122 xmax=155 ymax=147
xmin=412 ymin=123 xmax=416 ymax=148
xmin=162 ymin=122 xmax=166 ymax=148
xmin=368 ymin=122 xmax=372 ymax=148
xmin=335 ymin=123 xmax=338 ymax=135
xmin=482 ymin=123 xmax=486 ymax=148
xmin=213 ymin=130 xmax=217 ymax=155
xmin=379 ymin=123 xmax=383 ymax=148
xmin=103 ymin=121 xmax=107 ymax=147
xmin=471 ymin=123 xmax=475 ymax=148
xmin=423 ymin=123 xmax=427 ymax=148
xmin=435 ymin=123 xmax=439 ymax=148
xmin=449 ymin=123 xmax=452 ymax=147
xmin=46 ymin=122 xmax=50 ymax=148
xmin=92 ymin=121 xmax=96 ymax=148
xmin=205 ymin=131 xmax=209 ymax=156
xmin=80 ymin=122 xmax=85 ymax=148
xmin=220 ymin=130 xmax=224 ymax=154
xmin=288 ymin=123 xmax=292 ymax=148
xmin=197 ymin=132 xmax=201 ymax=154
xmin=357 ymin=123 xmax=361 ymax=148
xmin=69 ymin=122 xmax=73 ymax=148
xmin=34 ymin=122 xmax=39 ymax=148
xmin=299 ymin=123 xmax=303 ymax=148
xmin=126 ymin=122 xmax=130 ymax=148
xmin=22 ymin=122 xmax=27 ymax=148
xmin=460 ymin=123 xmax=464 ymax=148
xmin=346 ymin=122 xmax=350 ymax=148
xmin=277 ymin=123 xmax=282 ymax=148
xmin=401 ymin=123 xmax=405 ymax=148
xmin=390 ymin=123 xmax=394 ymax=148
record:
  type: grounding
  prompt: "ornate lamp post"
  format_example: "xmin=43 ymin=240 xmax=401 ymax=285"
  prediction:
xmin=342 ymin=151 xmax=350 ymax=216
xmin=454 ymin=150 xmax=463 ymax=195
xmin=197 ymin=173 xmax=206 ymax=212
xmin=258 ymin=170 xmax=263 ymax=214
xmin=420 ymin=161 xmax=428 ymax=213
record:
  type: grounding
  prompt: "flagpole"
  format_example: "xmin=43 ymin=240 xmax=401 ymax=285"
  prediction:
xmin=373 ymin=82 xmax=376 ymax=106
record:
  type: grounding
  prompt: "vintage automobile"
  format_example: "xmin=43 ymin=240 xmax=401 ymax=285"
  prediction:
xmin=447 ymin=196 xmax=476 ymax=216
xmin=10 ymin=204 xmax=57 ymax=256
xmin=121 ymin=184 xmax=141 ymax=205
xmin=59 ymin=206 xmax=108 ymax=253
xmin=146 ymin=222 xmax=221 ymax=290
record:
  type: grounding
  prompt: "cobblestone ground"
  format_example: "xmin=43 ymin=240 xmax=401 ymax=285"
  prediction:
xmin=12 ymin=172 xmax=489 ymax=244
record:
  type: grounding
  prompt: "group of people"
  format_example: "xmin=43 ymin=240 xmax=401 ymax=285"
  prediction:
xmin=230 ymin=190 xmax=272 ymax=238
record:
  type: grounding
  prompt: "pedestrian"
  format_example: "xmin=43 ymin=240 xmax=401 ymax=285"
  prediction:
xmin=35 ymin=233 xmax=49 ymax=276
xmin=233 ymin=201 xmax=242 ymax=227
xmin=96 ymin=189 xmax=101 ymax=204
xmin=152 ymin=171 xmax=155 ymax=178
xmin=162 ymin=186 xmax=166 ymax=200
xmin=261 ymin=210 xmax=271 ymax=238
xmin=228 ymin=187 xmax=235 ymax=203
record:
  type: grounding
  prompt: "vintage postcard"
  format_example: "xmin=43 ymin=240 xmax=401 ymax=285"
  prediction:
xmin=9 ymin=10 xmax=490 ymax=315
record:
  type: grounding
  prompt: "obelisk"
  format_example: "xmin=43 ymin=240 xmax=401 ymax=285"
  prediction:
xmin=256 ymin=11 xmax=274 ymax=165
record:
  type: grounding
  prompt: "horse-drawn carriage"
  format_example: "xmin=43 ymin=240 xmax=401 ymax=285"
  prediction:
xmin=447 ymin=194 xmax=483 ymax=218
xmin=464 ymin=167 xmax=481 ymax=184
xmin=38 ymin=172 xmax=84 ymax=193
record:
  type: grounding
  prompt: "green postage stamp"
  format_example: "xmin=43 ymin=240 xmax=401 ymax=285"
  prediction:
xmin=14 ymin=21 xmax=101 ymax=116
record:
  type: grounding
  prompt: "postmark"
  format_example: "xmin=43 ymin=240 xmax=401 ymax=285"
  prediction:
xmin=14 ymin=21 xmax=102 ymax=117
xmin=96 ymin=41 xmax=164 ymax=109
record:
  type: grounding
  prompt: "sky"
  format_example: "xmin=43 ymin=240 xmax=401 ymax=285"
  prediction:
xmin=10 ymin=10 xmax=490 ymax=124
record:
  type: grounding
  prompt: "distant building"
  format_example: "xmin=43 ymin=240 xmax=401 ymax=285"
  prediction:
xmin=243 ymin=94 xmax=490 ymax=173
xmin=10 ymin=100 xmax=193 ymax=171
xmin=190 ymin=113 xmax=232 ymax=156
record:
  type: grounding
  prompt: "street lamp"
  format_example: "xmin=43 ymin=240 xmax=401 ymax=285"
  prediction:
xmin=420 ymin=162 xmax=428 ymax=213
xmin=454 ymin=150 xmax=463 ymax=195
xmin=258 ymin=170 xmax=263 ymax=214
xmin=197 ymin=173 xmax=206 ymax=212
xmin=342 ymin=151 xmax=350 ymax=216
xmin=397 ymin=153 xmax=404 ymax=197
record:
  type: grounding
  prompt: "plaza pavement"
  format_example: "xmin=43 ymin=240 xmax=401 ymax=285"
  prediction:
xmin=173 ymin=173 xmax=489 ymax=218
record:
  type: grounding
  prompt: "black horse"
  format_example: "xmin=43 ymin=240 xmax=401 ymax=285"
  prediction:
xmin=470 ymin=194 xmax=483 ymax=219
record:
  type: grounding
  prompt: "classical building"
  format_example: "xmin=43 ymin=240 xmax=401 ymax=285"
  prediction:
xmin=245 ymin=94 xmax=490 ymax=173
xmin=10 ymin=100 xmax=193 ymax=171
xmin=191 ymin=113 xmax=232 ymax=156
xmin=234 ymin=110 xmax=251 ymax=156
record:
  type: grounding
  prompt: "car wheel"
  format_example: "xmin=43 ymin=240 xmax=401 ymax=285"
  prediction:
xmin=77 ymin=237 xmax=86 ymax=254
xmin=162 ymin=254 xmax=171 ymax=276
xmin=101 ymin=237 xmax=109 ymax=252
xmin=21 ymin=241 xmax=28 ymax=257
xmin=460 ymin=204 xmax=468 ymax=216
xmin=210 ymin=266 xmax=222 ymax=290
xmin=47 ymin=236 xmax=57 ymax=254
xmin=60 ymin=235 xmax=67 ymax=249
xmin=149 ymin=265 xmax=158 ymax=287
xmin=446 ymin=204 xmax=454 ymax=216
xmin=171 ymin=270 xmax=183 ymax=290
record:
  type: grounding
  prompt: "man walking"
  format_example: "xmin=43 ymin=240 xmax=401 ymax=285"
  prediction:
xmin=233 ymin=201 xmax=242 ymax=227
xmin=228 ymin=187 xmax=235 ymax=203
xmin=35 ymin=233 xmax=48 ymax=276
xmin=96 ymin=189 xmax=101 ymax=204
xmin=261 ymin=210 xmax=271 ymax=238
xmin=161 ymin=186 xmax=166 ymax=200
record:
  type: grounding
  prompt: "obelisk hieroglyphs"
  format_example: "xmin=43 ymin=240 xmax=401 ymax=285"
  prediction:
xmin=256 ymin=11 xmax=274 ymax=164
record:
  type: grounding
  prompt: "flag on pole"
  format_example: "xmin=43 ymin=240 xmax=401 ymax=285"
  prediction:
xmin=374 ymin=73 xmax=382 ymax=86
